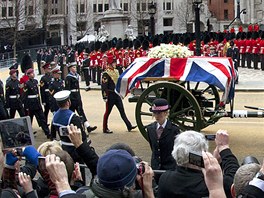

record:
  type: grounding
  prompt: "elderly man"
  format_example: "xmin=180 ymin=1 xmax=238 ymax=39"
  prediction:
xmin=157 ymin=129 xmax=239 ymax=198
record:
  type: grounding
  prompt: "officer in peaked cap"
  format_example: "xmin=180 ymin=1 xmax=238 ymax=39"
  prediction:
xmin=40 ymin=63 xmax=52 ymax=122
xmin=52 ymin=90 xmax=99 ymax=178
xmin=65 ymin=61 xmax=97 ymax=133
xmin=49 ymin=65 xmax=64 ymax=114
xmin=23 ymin=67 xmax=51 ymax=139
xmin=5 ymin=68 xmax=25 ymax=118
xmin=6 ymin=63 xmax=19 ymax=83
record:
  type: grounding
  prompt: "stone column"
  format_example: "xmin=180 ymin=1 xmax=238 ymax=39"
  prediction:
xmin=67 ymin=0 xmax=77 ymax=45
xmin=156 ymin=1 xmax=163 ymax=34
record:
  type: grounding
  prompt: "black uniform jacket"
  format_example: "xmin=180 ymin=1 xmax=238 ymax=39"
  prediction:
xmin=146 ymin=120 xmax=180 ymax=171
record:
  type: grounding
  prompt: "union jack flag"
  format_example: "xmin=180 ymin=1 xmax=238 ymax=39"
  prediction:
xmin=115 ymin=57 xmax=237 ymax=104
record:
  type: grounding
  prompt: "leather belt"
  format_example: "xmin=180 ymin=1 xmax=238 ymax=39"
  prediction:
xmin=45 ymin=89 xmax=49 ymax=92
xmin=28 ymin=95 xmax=38 ymax=98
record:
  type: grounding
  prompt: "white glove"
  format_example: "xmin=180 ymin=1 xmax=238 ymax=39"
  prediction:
xmin=42 ymin=103 xmax=46 ymax=106
xmin=103 ymin=99 xmax=108 ymax=102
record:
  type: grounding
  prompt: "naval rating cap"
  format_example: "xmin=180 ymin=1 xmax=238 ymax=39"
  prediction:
xmin=54 ymin=90 xmax=71 ymax=102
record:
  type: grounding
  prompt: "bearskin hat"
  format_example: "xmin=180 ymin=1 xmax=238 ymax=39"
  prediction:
xmin=116 ymin=39 xmax=123 ymax=50
xmin=123 ymin=39 xmax=129 ymax=49
xmin=153 ymin=36 xmax=159 ymax=47
xmin=20 ymin=53 xmax=33 ymax=73
xmin=101 ymin=42 xmax=109 ymax=53
xmin=95 ymin=41 xmax=101 ymax=51
xmin=133 ymin=39 xmax=141 ymax=50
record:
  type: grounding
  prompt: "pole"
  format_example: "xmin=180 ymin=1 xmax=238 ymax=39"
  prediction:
xmin=194 ymin=4 xmax=201 ymax=56
xmin=150 ymin=15 xmax=155 ymax=37
xmin=237 ymin=0 xmax=241 ymax=20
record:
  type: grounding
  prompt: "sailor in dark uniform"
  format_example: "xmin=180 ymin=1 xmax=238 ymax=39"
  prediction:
xmin=40 ymin=63 xmax=52 ymax=122
xmin=49 ymin=65 xmax=64 ymax=113
xmin=23 ymin=68 xmax=50 ymax=138
xmin=82 ymin=52 xmax=91 ymax=90
xmin=52 ymin=90 xmax=98 ymax=177
xmin=5 ymin=69 xmax=25 ymax=118
xmin=65 ymin=62 xmax=97 ymax=133
xmin=0 ymin=79 xmax=8 ymax=120
xmin=101 ymin=58 xmax=136 ymax=133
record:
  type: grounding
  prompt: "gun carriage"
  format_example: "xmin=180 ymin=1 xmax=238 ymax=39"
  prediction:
xmin=115 ymin=57 xmax=264 ymax=140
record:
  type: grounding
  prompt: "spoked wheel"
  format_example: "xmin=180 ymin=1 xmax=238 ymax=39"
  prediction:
xmin=135 ymin=82 xmax=203 ymax=141
xmin=182 ymin=82 xmax=220 ymax=125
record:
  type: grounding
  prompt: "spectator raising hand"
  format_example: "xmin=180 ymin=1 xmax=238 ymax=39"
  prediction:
xmin=202 ymin=151 xmax=226 ymax=198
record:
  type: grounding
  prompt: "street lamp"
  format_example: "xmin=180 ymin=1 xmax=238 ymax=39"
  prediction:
xmin=148 ymin=2 xmax=156 ymax=37
xmin=69 ymin=35 xmax=72 ymax=46
xmin=193 ymin=0 xmax=202 ymax=56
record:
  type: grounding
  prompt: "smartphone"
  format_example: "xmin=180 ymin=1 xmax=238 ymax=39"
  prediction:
xmin=15 ymin=147 xmax=23 ymax=156
xmin=189 ymin=152 xmax=204 ymax=168
xmin=205 ymin=134 xmax=216 ymax=141
xmin=38 ymin=156 xmax=46 ymax=169
xmin=59 ymin=126 xmax=69 ymax=136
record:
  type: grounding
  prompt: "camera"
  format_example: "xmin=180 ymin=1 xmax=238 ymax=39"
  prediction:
xmin=59 ymin=126 xmax=69 ymax=136
xmin=189 ymin=151 xmax=204 ymax=168
xmin=205 ymin=134 xmax=216 ymax=141
xmin=133 ymin=156 xmax=145 ymax=175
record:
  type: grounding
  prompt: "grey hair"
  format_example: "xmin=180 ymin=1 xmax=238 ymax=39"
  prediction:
xmin=234 ymin=163 xmax=261 ymax=196
xmin=172 ymin=130 xmax=209 ymax=166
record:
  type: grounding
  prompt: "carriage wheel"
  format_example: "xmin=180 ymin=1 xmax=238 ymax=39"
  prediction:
xmin=135 ymin=82 xmax=203 ymax=141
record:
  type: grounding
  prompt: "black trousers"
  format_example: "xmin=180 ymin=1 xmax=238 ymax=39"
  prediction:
xmin=9 ymin=107 xmax=25 ymax=118
xmin=246 ymin=53 xmax=252 ymax=69
xmin=103 ymin=92 xmax=132 ymax=131
xmin=43 ymin=103 xmax=51 ymax=123
xmin=29 ymin=108 xmax=50 ymax=135
xmin=253 ymin=54 xmax=259 ymax=69
xmin=70 ymin=100 xmax=87 ymax=123
xmin=241 ymin=53 xmax=246 ymax=68
xmin=91 ymin=67 xmax=96 ymax=83
xmin=261 ymin=54 xmax=264 ymax=71
xmin=0 ymin=101 xmax=8 ymax=120
xmin=82 ymin=68 xmax=90 ymax=87
xmin=96 ymin=67 xmax=102 ymax=85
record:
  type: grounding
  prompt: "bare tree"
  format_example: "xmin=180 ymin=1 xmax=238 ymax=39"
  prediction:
xmin=0 ymin=0 xmax=42 ymax=57
xmin=175 ymin=0 xmax=193 ymax=32
xmin=129 ymin=0 xmax=150 ymax=36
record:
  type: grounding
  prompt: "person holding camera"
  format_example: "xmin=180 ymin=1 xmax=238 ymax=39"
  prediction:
xmin=157 ymin=130 xmax=239 ymax=198
xmin=52 ymin=90 xmax=99 ymax=179
xmin=146 ymin=98 xmax=180 ymax=182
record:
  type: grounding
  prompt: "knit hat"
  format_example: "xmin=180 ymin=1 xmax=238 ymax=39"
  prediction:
xmin=150 ymin=98 xmax=170 ymax=113
xmin=97 ymin=149 xmax=137 ymax=189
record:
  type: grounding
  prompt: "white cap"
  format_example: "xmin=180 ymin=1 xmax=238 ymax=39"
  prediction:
xmin=68 ymin=62 xmax=77 ymax=68
xmin=54 ymin=90 xmax=71 ymax=102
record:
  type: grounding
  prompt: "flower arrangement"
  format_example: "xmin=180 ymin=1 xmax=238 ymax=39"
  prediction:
xmin=148 ymin=44 xmax=192 ymax=58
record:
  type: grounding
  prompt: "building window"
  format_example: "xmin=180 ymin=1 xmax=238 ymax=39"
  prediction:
xmin=163 ymin=2 xmax=172 ymax=11
xmin=137 ymin=3 xmax=140 ymax=11
xmin=2 ymin=7 xmax=6 ymax=17
xmin=52 ymin=8 xmax=58 ymax=15
xmin=124 ymin=3 xmax=128 ymax=11
xmin=163 ymin=18 xmax=173 ymax=26
xmin=98 ymin=4 xmax=103 ymax=12
xmin=93 ymin=4 xmax=96 ymax=12
xmin=166 ymin=2 xmax=171 ymax=10
xmin=80 ymin=4 xmax=85 ymax=13
xmin=224 ymin=9 xmax=228 ymax=20
xmin=8 ymin=7 xmax=13 ymax=17
xmin=224 ymin=0 xmax=228 ymax=3
xmin=28 ymin=6 xmax=33 ymax=15
xmin=142 ymin=3 xmax=146 ymax=11
xmin=105 ymin=4 xmax=109 ymax=11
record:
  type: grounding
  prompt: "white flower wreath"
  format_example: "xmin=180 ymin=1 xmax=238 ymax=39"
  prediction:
xmin=148 ymin=44 xmax=192 ymax=58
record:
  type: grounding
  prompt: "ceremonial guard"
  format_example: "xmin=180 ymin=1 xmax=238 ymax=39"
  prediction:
xmin=5 ymin=69 xmax=25 ymax=118
xmin=95 ymin=41 xmax=102 ymax=85
xmin=0 ymin=79 xmax=8 ymax=120
xmin=82 ymin=52 xmax=91 ymax=90
xmin=122 ymin=39 xmax=130 ymax=70
xmin=40 ymin=63 xmax=52 ymax=122
xmin=89 ymin=44 xmax=97 ymax=83
xmin=65 ymin=62 xmax=97 ymax=133
xmin=23 ymin=68 xmax=51 ymax=138
xmin=52 ymin=90 xmax=99 ymax=178
xmin=260 ymin=32 xmax=264 ymax=71
xmin=101 ymin=58 xmax=136 ymax=134
xmin=49 ymin=66 xmax=64 ymax=113
xmin=115 ymin=40 xmax=123 ymax=75
xmin=252 ymin=32 xmax=259 ymax=70
xmin=6 ymin=62 xmax=19 ymax=83
xmin=240 ymin=33 xmax=247 ymax=68
xmin=245 ymin=32 xmax=253 ymax=69
xmin=226 ymin=41 xmax=239 ymax=83
xmin=208 ymin=46 xmax=218 ymax=57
